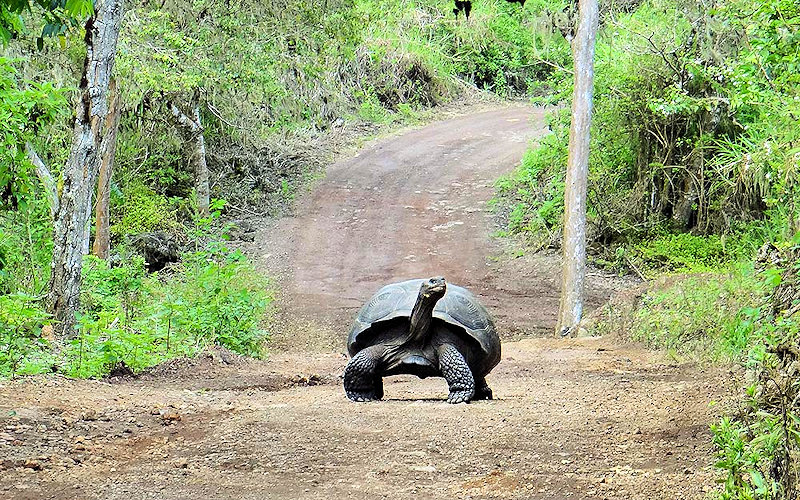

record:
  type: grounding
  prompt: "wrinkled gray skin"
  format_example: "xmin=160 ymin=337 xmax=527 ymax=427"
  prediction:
xmin=344 ymin=277 xmax=501 ymax=404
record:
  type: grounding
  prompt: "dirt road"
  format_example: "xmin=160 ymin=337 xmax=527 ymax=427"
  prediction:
xmin=258 ymin=106 xmax=627 ymax=348
xmin=0 ymin=106 xmax=726 ymax=499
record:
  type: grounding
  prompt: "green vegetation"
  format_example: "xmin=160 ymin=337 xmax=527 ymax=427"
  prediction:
xmin=1 ymin=0 xmax=542 ymax=379
xmin=488 ymin=0 xmax=800 ymax=496
xmin=497 ymin=0 xmax=800 ymax=274
xmin=596 ymin=268 xmax=762 ymax=360
xmin=107 ymin=0 xmax=548 ymax=209
xmin=598 ymin=242 xmax=800 ymax=498
xmin=1 ymin=237 xmax=272 ymax=379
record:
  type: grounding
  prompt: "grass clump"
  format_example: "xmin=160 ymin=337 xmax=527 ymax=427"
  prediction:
xmin=599 ymin=269 xmax=761 ymax=360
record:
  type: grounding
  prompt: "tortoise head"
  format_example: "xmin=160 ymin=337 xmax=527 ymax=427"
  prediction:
xmin=418 ymin=276 xmax=447 ymax=302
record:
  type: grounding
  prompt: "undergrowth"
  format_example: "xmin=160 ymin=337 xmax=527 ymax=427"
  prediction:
xmin=495 ymin=0 xmax=800 ymax=270
xmin=595 ymin=268 xmax=762 ymax=361
xmin=0 ymin=241 xmax=272 ymax=379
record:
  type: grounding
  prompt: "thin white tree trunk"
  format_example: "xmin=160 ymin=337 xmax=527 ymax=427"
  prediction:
xmin=47 ymin=0 xmax=124 ymax=337
xmin=169 ymin=98 xmax=210 ymax=218
xmin=92 ymin=79 xmax=121 ymax=260
xmin=556 ymin=0 xmax=599 ymax=337
xmin=26 ymin=143 xmax=59 ymax=219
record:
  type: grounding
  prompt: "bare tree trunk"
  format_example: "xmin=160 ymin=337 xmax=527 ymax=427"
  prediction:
xmin=168 ymin=96 xmax=210 ymax=218
xmin=92 ymin=79 xmax=121 ymax=260
xmin=556 ymin=0 xmax=599 ymax=337
xmin=47 ymin=0 xmax=124 ymax=338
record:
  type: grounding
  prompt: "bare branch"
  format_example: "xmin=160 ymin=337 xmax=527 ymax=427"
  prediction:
xmin=25 ymin=142 xmax=59 ymax=218
xmin=168 ymin=101 xmax=201 ymax=135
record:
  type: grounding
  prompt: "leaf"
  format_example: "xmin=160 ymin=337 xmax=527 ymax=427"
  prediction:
xmin=751 ymin=470 xmax=767 ymax=495
xmin=65 ymin=0 xmax=93 ymax=18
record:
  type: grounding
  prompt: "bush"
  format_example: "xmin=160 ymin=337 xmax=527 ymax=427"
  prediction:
xmin=0 ymin=293 xmax=53 ymax=377
xmin=109 ymin=182 xmax=181 ymax=239
xmin=0 ymin=243 xmax=273 ymax=379
xmin=711 ymin=242 xmax=800 ymax=499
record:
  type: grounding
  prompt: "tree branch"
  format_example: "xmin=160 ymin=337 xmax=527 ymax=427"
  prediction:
xmin=25 ymin=142 xmax=59 ymax=218
xmin=168 ymin=101 xmax=201 ymax=135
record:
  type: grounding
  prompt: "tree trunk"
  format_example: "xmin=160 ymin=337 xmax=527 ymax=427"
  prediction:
xmin=556 ymin=0 xmax=599 ymax=337
xmin=92 ymin=79 xmax=121 ymax=260
xmin=47 ymin=0 xmax=124 ymax=338
xmin=168 ymin=97 xmax=210 ymax=218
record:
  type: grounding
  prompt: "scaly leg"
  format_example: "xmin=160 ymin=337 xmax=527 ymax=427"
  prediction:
xmin=473 ymin=376 xmax=493 ymax=400
xmin=437 ymin=344 xmax=475 ymax=404
xmin=344 ymin=345 xmax=385 ymax=402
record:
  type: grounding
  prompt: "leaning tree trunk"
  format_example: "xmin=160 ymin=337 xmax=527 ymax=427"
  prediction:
xmin=556 ymin=0 xmax=599 ymax=337
xmin=168 ymin=95 xmax=210 ymax=218
xmin=47 ymin=0 xmax=124 ymax=338
xmin=92 ymin=79 xmax=121 ymax=260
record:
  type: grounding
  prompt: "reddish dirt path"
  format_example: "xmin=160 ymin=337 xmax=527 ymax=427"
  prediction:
xmin=0 ymin=106 xmax=726 ymax=500
xmin=257 ymin=106 xmax=627 ymax=349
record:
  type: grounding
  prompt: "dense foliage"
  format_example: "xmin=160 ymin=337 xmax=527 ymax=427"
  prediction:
xmin=107 ymin=0 xmax=545 ymax=211
xmin=0 ymin=240 xmax=271 ymax=378
xmin=497 ymin=0 xmax=800 ymax=272
xmin=492 ymin=0 xmax=800 ymax=496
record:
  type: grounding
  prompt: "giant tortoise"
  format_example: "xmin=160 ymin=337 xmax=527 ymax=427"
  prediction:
xmin=343 ymin=277 xmax=501 ymax=403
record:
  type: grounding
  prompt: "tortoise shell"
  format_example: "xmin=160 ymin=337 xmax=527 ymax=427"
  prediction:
xmin=347 ymin=279 xmax=500 ymax=365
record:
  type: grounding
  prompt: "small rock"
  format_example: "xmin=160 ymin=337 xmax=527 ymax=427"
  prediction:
xmin=41 ymin=324 xmax=56 ymax=342
xmin=23 ymin=460 xmax=42 ymax=471
xmin=410 ymin=465 xmax=437 ymax=473
xmin=159 ymin=409 xmax=181 ymax=423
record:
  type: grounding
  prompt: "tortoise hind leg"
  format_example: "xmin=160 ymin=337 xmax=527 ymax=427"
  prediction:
xmin=344 ymin=345 xmax=384 ymax=402
xmin=473 ymin=376 xmax=493 ymax=400
xmin=437 ymin=344 xmax=475 ymax=404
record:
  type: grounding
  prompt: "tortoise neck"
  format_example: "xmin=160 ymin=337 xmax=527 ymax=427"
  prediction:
xmin=406 ymin=292 xmax=440 ymax=344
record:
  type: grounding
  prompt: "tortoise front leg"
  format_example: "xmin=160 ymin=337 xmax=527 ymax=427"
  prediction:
xmin=437 ymin=344 xmax=475 ymax=404
xmin=344 ymin=345 xmax=385 ymax=402
xmin=473 ymin=376 xmax=493 ymax=400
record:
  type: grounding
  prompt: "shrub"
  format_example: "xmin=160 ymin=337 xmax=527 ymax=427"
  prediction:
xmin=0 ymin=243 xmax=273 ymax=379
xmin=0 ymin=293 xmax=53 ymax=377
xmin=110 ymin=182 xmax=181 ymax=238
xmin=712 ymin=242 xmax=800 ymax=499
